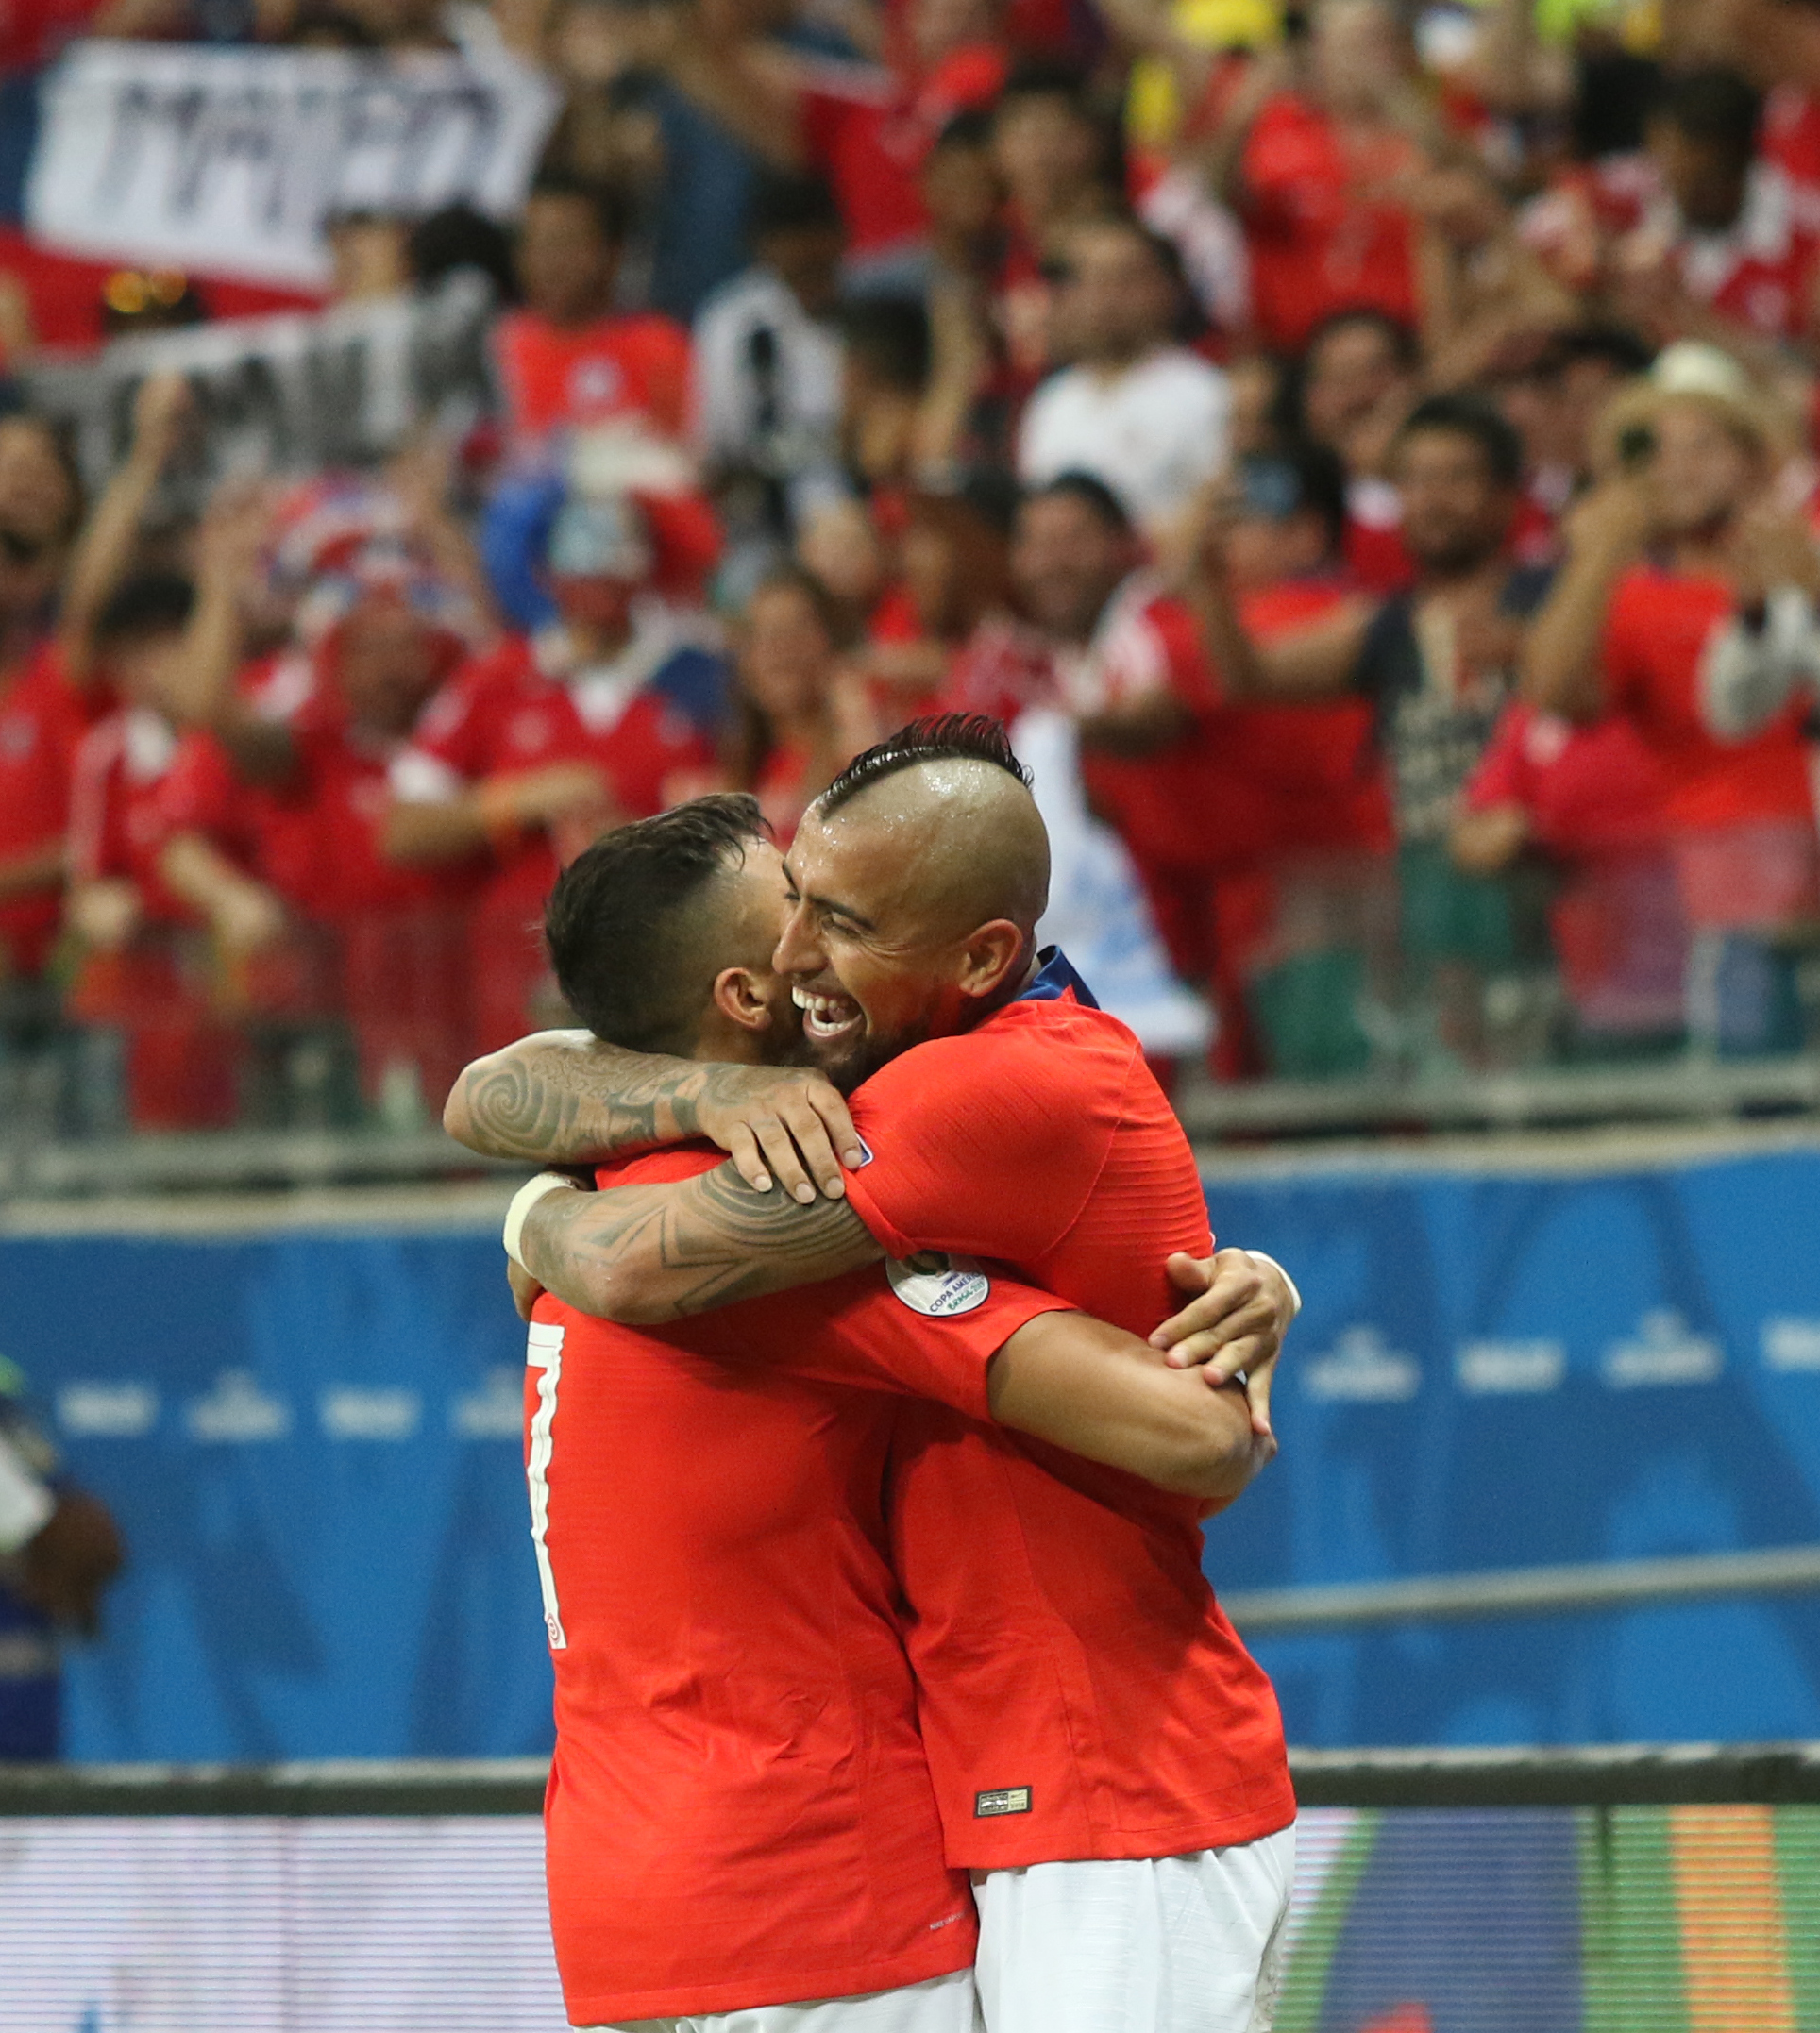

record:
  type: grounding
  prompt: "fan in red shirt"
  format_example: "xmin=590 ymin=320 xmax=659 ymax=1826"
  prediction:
xmin=498 ymin=721 xmax=1300 ymax=2033
xmin=385 ymin=491 xmax=728 ymax=1048
xmin=1454 ymin=699 xmax=1685 ymax=1049
xmin=156 ymin=564 xmax=482 ymax=1115
xmin=1524 ymin=350 xmax=1820 ymax=1054
xmin=501 ymin=795 xmax=1286 ymax=2032
xmin=0 ymin=414 xmax=85 ymax=997
xmin=1234 ymin=0 xmax=1426 ymax=350
xmin=792 ymin=0 xmax=1008 ymax=270
xmin=61 ymin=574 xmax=245 ymax=1130
xmin=494 ymin=178 xmax=694 ymax=454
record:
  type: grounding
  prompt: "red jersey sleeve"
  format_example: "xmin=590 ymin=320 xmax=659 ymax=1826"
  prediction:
xmin=843 ymin=1009 xmax=1126 ymax=1263
xmin=699 ymin=1269 xmax=1072 ymax=1420
xmin=594 ymin=1144 xmax=1070 ymax=1417
xmin=1463 ymin=700 xmax=1536 ymax=814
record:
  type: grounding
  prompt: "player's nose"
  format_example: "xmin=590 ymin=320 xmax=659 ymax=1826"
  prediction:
xmin=772 ymin=898 xmax=820 ymax=977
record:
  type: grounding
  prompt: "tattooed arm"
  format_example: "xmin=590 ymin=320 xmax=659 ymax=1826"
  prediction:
xmin=444 ymin=1032 xmax=864 ymax=1201
xmin=517 ymin=1157 xmax=883 ymax=1322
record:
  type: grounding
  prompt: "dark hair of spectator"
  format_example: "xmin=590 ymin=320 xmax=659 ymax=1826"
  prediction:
xmin=1304 ymin=306 xmax=1423 ymax=375
xmin=93 ymin=571 xmax=197 ymax=649
xmin=819 ymin=714 xmax=1033 ymax=815
xmin=1026 ymin=468 xmax=1134 ymax=536
xmin=839 ymin=297 xmax=932 ymax=395
xmin=931 ymin=107 xmax=997 ymax=155
xmin=525 ymin=172 xmax=631 ymax=248
xmin=409 ymin=204 xmax=520 ymax=305
xmin=749 ymin=171 xmax=845 ymax=242
xmin=1654 ymin=65 xmax=1762 ymax=167
xmin=998 ymin=54 xmax=1095 ymax=108
xmin=544 ymin=794 xmax=771 ymax=1053
xmin=1395 ymin=393 xmax=1526 ymax=490
xmin=1571 ymin=46 xmax=1660 ymax=161
xmin=1247 ymin=440 xmax=1349 ymax=553
xmin=283 ymin=2 xmax=379 ymax=45
xmin=1550 ymin=324 xmax=1656 ymax=379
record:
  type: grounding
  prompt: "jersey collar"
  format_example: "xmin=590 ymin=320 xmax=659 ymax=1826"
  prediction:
xmin=1017 ymin=947 xmax=1100 ymax=1008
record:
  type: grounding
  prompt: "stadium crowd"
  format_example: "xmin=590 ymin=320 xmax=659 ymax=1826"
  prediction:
xmin=5 ymin=0 xmax=1820 ymax=1128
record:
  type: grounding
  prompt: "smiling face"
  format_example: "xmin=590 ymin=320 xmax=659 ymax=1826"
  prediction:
xmin=772 ymin=762 xmax=1048 ymax=1091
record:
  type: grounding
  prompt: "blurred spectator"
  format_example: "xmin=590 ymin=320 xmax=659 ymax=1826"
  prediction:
xmin=1191 ymin=393 xmax=1550 ymax=1064
xmin=494 ymin=175 xmax=693 ymax=452
xmin=727 ymin=564 xmax=872 ymax=836
xmin=0 ymin=413 xmax=85 ymax=1050
xmin=1232 ymin=0 xmax=1430 ymax=351
xmin=325 ymin=209 xmax=415 ymax=305
xmin=1016 ymin=215 xmax=1230 ymax=529
xmin=694 ymin=171 xmax=848 ymax=555
xmin=1454 ymin=698 xmax=1687 ymax=1054
xmin=1292 ymin=307 xmax=1423 ymax=588
xmin=838 ymin=294 xmax=934 ymax=488
xmin=1524 ymin=343 xmax=1820 ymax=1055
xmin=0 ymin=1353 xmax=122 ymax=1759
xmin=386 ymin=488 xmax=727 ymax=1045
xmin=864 ymin=471 xmax=1018 ymax=702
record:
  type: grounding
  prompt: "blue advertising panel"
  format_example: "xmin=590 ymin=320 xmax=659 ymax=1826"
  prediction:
xmin=0 ymin=1134 xmax=1817 ymax=1759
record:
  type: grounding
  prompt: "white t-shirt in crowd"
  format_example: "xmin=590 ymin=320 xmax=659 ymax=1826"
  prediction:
xmin=1017 ymin=346 xmax=1232 ymax=528
xmin=692 ymin=265 xmax=845 ymax=517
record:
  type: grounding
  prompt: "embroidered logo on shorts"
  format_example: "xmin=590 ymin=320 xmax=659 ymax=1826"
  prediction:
xmin=887 ymin=1252 xmax=990 ymax=1317
xmin=974 ymin=1786 xmax=1033 ymax=1818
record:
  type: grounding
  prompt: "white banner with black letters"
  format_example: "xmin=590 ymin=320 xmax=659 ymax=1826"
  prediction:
xmin=25 ymin=273 xmax=497 ymax=499
xmin=25 ymin=40 xmax=559 ymax=289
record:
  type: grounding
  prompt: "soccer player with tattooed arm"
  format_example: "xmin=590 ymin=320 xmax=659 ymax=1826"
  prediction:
xmin=448 ymin=717 xmax=1303 ymax=2033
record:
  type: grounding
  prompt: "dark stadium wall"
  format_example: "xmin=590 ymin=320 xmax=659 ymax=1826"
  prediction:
xmin=1 ymin=1140 xmax=1818 ymax=1759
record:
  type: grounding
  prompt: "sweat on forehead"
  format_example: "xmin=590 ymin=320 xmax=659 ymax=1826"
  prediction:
xmin=808 ymin=755 xmax=1052 ymax=935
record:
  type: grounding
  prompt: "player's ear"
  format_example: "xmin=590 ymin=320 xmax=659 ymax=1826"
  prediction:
xmin=712 ymin=966 xmax=775 ymax=1036
xmin=955 ymin=919 xmax=1026 ymax=1002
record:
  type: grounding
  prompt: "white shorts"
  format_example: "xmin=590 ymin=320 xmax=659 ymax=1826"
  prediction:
xmin=585 ymin=1967 xmax=981 ymax=2033
xmin=971 ymin=1826 xmax=1296 ymax=2033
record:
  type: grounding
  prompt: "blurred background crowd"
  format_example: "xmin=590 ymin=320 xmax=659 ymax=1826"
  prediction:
xmin=5 ymin=0 xmax=1820 ymax=1134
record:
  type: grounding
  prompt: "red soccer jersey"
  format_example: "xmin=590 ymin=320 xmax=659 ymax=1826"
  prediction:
xmin=1239 ymin=93 xmax=1421 ymax=350
xmin=67 ymin=708 xmax=189 ymax=919
xmin=0 ymin=639 xmax=81 ymax=977
xmin=799 ymin=44 xmax=1007 ymax=256
xmin=843 ymin=969 xmax=1295 ymax=1868
xmin=532 ymin=1144 xmax=1068 ymax=2025
xmin=1602 ymin=564 xmax=1815 ymax=832
xmin=492 ymin=310 xmax=694 ymax=445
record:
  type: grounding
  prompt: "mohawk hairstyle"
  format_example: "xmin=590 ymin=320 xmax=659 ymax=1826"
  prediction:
xmin=817 ymin=714 xmax=1034 ymax=815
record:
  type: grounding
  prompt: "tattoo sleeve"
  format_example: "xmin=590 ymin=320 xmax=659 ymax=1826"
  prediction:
xmin=447 ymin=1032 xmax=711 ymax=1162
xmin=520 ymin=1160 xmax=883 ymax=1322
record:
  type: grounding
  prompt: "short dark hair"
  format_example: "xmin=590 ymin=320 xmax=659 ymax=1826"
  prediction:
xmin=997 ymin=55 xmax=1095 ymax=112
xmin=544 ymin=795 xmax=770 ymax=1052
xmin=1656 ymin=65 xmax=1761 ymax=165
xmin=931 ymin=106 xmax=996 ymax=154
xmin=1026 ymin=468 xmax=1134 ymax=535
xmin=409 ymin=202 xmax=519 ymax=304
xmin=525 ymin=172 xmax=630 ymax=247
xmin=1549 ymin=323 xmax=1656 ymax=379
xmin=1305 ymin=306 xmax=1423 ymax=374
xmin=1395 ymin=393 xmax=1525 ymax=490
xmin=94 ymin=570 xmax=195 ymax=648
xmin=839 ymin=297 xmax=932 ymax=394
xmin=818 ymin=714 xmax=1032 ymax=817
xmin=749 ymin=170 xmax=844 ymax=241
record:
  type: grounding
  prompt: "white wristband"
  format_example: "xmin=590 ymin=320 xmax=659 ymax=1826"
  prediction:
xmin=1247 ymin=1251 xmax=1302 ymax=1319
xmin=503 ymin=1172 xmax=580 ymax=1271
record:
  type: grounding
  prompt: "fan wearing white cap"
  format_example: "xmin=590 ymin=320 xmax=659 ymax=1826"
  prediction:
xmin=1523 ymin=342 xmax=1820 ymax=1056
